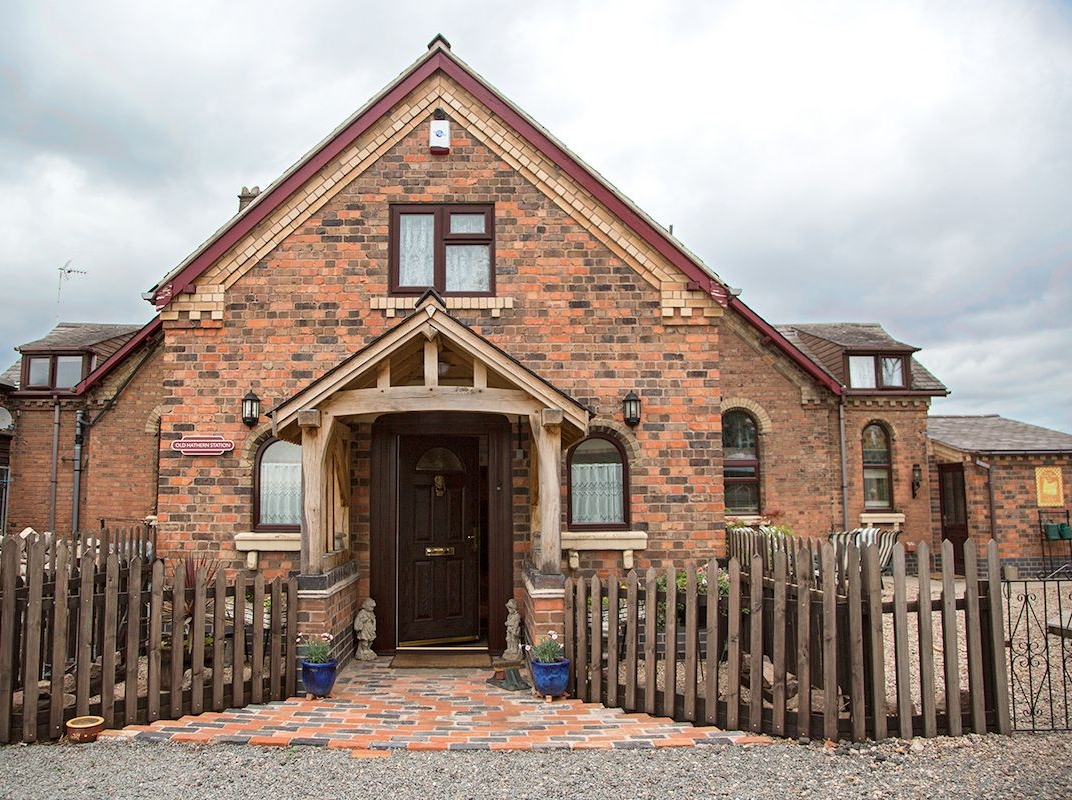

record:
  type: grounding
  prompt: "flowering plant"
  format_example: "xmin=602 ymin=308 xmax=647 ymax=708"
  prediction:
xmin=656 ymin=564 xmax=730 ymax=597
xmin=526 ymin=631 xmax=565 ymax=663
xmin=297 ymin=631 xmax=335 ymax=663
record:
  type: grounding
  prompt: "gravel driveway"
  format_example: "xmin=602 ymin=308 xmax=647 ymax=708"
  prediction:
xmin=2 ymin=733 xmax=1069 ymax=799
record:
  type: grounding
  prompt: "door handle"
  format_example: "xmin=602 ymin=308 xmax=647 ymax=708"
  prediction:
xmin=424 ymin=546 xmax=455 ymax=557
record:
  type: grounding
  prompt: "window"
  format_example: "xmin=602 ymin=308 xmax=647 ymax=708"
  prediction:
xmin=724 ymin=410 xmax=760 ymax=514
xmin=568 ymin=435 xmax=628 ymax=529
xmin=862 ymin=424 xmax=893 ymax=510
xmin=848 ymin=355 xmax=907 ymax=389
xmin=255 ymin=439 xmax=302 ymax=529
xmin=390 ymin=204 xmax=494 ymax=295
xmin=21 ymin=353 xmax=86 ymax=391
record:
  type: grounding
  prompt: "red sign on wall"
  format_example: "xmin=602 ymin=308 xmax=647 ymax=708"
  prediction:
xmin=170 ymin=435 xmax=236 ymax=456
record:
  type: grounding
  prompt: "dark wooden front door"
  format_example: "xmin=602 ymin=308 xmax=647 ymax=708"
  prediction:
xmin=938 ymin=463 xmax=969 ymax=572
xmin=397 ymin=435 xmax=481 ymax=646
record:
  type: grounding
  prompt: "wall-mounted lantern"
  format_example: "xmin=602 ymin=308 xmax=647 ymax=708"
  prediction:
xmin=911 ymin=463 xmax=923 ymax=498
xmin=623 ymin=391 xmax=641 ymax=427
xmin=242 ymin=390 xmax=261 ymax=427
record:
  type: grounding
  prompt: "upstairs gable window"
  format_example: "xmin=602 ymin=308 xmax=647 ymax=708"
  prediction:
xmin=848 ymin=355 xmax=907 ymax=389
xmin=22 ymin=354 xmax=87 ymax=391
xmin=390 ymin=204 xmax=494 ymax=295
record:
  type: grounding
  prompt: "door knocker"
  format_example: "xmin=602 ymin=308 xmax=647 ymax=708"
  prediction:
xmin=433 ymin=474 xmax=446 ymax=497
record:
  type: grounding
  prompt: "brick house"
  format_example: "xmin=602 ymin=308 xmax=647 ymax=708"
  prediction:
xmin=927 ymin=415 xmax=1072 ymax=577
xmin=0 ymin=321 xmax=162 ymax=536
xmin=2 ymin=38 xmax=950 ymax=660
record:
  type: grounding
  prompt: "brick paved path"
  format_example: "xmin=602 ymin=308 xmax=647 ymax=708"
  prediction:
xmin=103 ymin=661 xmax=769 ymax=752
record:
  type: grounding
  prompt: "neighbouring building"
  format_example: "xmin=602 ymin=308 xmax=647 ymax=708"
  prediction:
xmin=927 ymin=415 xmax=1072 ymax=577
xmin=2 ymin=38 xmax=953 ymax=660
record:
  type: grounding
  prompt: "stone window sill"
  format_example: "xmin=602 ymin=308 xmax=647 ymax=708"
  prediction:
xmin=561 ymin=530 xmax=648 ymax=570
xmin=235 ymin=531 xmax=301 ymax=570
xmin=859 ymin=512 xmax=906 ymax=530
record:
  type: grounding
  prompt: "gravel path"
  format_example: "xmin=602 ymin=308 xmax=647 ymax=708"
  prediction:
xmin=2 ymin=733 xmax=1069 ymax=799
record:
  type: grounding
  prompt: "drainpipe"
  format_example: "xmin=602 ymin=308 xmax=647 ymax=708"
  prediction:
xmin=838 ymin=393 xmax=850 ymax=530
xmin=48 ymin=398 xmax=60 ymax=532
xmin=71 ymin=410 xmax=85 ymax=534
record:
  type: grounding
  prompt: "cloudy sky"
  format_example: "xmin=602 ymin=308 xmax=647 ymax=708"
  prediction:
xmin=1 ymin=0 xmax=1069 ymax=431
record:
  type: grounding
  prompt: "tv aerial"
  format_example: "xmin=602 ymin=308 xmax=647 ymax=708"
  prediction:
xmin=56 ymin=260 xmax=88 ymax=321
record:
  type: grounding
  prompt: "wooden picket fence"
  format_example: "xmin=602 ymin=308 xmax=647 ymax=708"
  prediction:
xmin=566 ymin=539 xmax=1011 ymax=741
xmin=0 ymin=532 xmax=297 ymax=743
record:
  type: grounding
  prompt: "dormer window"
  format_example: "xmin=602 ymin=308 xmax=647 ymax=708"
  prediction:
xmin=22 ymin=353 xmax=87 ymax=391
xmin=848 ymin=355 xmax=906 ymax=389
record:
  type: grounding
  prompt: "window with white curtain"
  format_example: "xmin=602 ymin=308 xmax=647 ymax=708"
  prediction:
xmin=568 ymin=435 xmax=628 ymax=529
xmin=255 ymin=439 xmax=302 ymax=529
xmin=391 ymin=204 xmax=494 ymax=294
xmin=848 ymin=354 xmax=908 ymax=389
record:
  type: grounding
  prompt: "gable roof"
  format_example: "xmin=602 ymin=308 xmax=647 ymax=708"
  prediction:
xmin=148 ymin=38 xmax=729 ymax=308
xmin=928 ymin=415 xmax=1072 ymax=455
xmin=779 ymin=323 xmax=946 ymax=395
xmin=16 ymin=322 xmax=144 ymax=355
xmin=271 ymin=291 xmax=589 ymax=441
xmin=145 ymin=38 xmax=849 ymax=398
xmin=74 ymin=317 xmax=162 ymax=395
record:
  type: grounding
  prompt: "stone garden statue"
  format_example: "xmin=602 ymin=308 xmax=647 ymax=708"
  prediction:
xmin=354 ymin=598 xmax=377 ymax=661
xmin=502 ymin=598 xmax=522 ymax=661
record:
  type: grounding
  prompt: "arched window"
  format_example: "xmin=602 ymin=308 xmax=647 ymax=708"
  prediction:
xmin=255 ymin=439 xmax=302 ymax=529
xmin=723 ymin=410 xmax=760 ymax=514
xmin=862 ymin=424 xmax=893 ymax=510
xmin=568 ymin=434 xmax=629 ymax=529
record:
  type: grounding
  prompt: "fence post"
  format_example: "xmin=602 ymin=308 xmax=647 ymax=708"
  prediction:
xmin=624 ymin=570 xmax=638 ymax=712
xmin=124 ymin=555 xmax=144 ymax=725
xmin=916 ymin=542 xmax=937 ymax=738
xmin=940 ymin=540 xmax=963 ymax=736
xmin=49 ymin=543 xmax=71 ymax=737
xmin=962 ymin=540 xmax=986 ymax=733
xmin=726 ymin=558 xmax=741 ymax=731
xmin=285 ymin=576 xmax=298 ymax=699
xmin=643 ymin=568 xmax=657 ymax=716
xmin=591 ymin=575 xmax=603 ymax=707
xmin=575 ymin=575 xmax=588 ymax=703
xmin=664 ymin=566 xmax=677 ymax=718
xmin=21 ymin=536 xmax=45 ymax=742
xmin=148 ymin=559 xmax=163 ymax=723
xmin=986 ymin=541 xmax=1011 ymax=734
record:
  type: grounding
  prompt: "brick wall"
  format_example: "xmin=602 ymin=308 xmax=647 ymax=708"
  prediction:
xmin=154 ymin=116 xmax=727 ymax=576
xmin=962 ymin=455 xmax=1070 ymax=570
xmin=81 ymin=346 xmax=164 ymax=529
xmin=6 ymin=342 xmax=163 ymax=536
xmin=6 ymin=399 xmax=79 ymax=533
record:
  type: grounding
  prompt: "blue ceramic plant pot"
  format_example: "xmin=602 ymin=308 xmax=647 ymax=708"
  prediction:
xmin=530 ymin=658 xmax=570 ymax=697
xmin=301 ymin=659 xmax=338 ymax=697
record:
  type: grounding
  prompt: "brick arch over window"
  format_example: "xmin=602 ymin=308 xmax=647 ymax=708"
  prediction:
xmin=143 ymin=405 xmax=164 ymax=434
xmin=721 ymin=397 xmax=773 ymax=434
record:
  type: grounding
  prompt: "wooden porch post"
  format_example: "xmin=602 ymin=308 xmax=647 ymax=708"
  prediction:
xmin=298 ymin=409 xmax=336 ymax=576
xmin=533 ymin=408 xmax=563 ymax=574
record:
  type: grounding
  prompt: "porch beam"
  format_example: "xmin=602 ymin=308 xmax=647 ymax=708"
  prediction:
xmin=324 ymin=386 xmax=545 ymax=419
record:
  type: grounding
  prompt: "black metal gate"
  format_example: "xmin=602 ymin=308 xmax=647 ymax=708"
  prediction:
xmin=1004 ymin=578 xmax=1072 ymax=731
